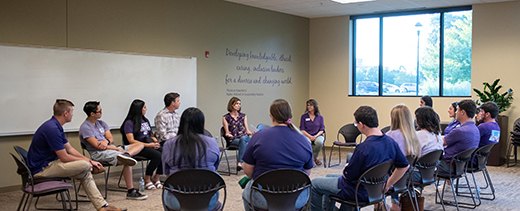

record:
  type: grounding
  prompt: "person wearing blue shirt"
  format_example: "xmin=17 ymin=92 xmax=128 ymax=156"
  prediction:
xmin=477 ymin=101 xmax=501 ymax=147
xmin=441 ymin=99 xmax=480 ymax=174
xmin=310 ymin=106 xmax=409 ymax=211
xmin=27 ymin=99 xmax=126 ymax=211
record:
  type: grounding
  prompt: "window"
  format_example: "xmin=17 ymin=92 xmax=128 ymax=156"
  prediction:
xmin=352 ymin=7 xmax=472 ymax=96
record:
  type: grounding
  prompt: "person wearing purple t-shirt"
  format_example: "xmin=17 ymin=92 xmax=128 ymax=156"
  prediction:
xmin=80 ymin=101 xmax=146 ymax=200
xmin=311 ymin=106 xmax=409 ymax=211
xmin=162 ymin=107 xmax=221 ymax=210
xmin=300 ymin=99 xmax=325 ymax=166
xmin=477 ymin=101 xmax=501 ymax=148
xmin=441 ymin=99 xmax=480 ymax=174
xmin=242 ymin=99 xmax=313 ymax=211
xmin=444 ymin=102 xmax=461 ymax=136
xmin=120 ymin=99 xmax=163 ymax=190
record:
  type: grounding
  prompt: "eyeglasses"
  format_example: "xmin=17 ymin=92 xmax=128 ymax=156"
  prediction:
xmin=94 ymin=109 xmax=102 ymax=113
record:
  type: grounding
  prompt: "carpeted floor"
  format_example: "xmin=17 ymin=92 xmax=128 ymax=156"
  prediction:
xmin=3 ymin=147 xmax=520 ymax=211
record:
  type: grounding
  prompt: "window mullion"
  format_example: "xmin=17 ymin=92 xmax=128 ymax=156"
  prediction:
xmin=378 ymin=17 xmax=384 ymax=96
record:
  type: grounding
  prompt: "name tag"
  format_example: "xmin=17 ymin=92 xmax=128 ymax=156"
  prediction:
xmin=305 ymin=118 xmax=311 ymax=121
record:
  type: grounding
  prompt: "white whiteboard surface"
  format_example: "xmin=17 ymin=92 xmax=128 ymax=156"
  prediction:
xmin=0 ymin=45 xmax=197 ymax=135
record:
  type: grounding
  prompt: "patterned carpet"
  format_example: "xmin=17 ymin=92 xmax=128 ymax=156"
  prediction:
xmin=3 ymin=148 xmax=520 ymax=211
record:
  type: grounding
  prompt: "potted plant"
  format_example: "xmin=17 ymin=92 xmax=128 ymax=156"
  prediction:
xmin=473 ymin=78 xmax=513 ymax=166
xmin=473 ymin=78 xmax=514 ymax=113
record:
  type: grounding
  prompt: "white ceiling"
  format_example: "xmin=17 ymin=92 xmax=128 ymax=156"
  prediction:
xmin=225 ymin=0 xmax=517 ymax=18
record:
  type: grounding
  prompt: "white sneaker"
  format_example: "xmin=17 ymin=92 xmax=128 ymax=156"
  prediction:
xmin=117 ymin=153 xmax=137 ymax=166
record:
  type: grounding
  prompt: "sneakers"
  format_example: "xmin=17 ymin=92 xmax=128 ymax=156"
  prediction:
xmin=117 ymin=153 xmax=137 ymax=166
xmin=126 ymin=190 xmax=148 ymax=200
xmin=98 ymin=205 xmax=127 ymax=211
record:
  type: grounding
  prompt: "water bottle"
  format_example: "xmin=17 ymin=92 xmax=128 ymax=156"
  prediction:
xmin=139 ymin=177 xmax=145 ymax=192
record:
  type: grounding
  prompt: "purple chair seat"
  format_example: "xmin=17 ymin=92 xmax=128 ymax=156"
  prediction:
xmin=25 ymin=180 xmax=72 ymax=195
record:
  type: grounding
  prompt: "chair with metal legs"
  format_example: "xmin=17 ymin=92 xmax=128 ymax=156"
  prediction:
xmin=435 ymin=148 xmax=477 ymax=211
xmin=11 ymin=153 xmax=73 ymax=211
xmin=328 ymin=161 xmax=394 ymax=211
xmin=328 ymin=124 xmax=362 ymax=167
xmin=457 ymin=143 xmax=497 ymax=205
xmin=218 ymin=127 xmax=240 ymax=176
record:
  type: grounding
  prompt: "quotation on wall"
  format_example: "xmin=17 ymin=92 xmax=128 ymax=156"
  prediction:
xmin=224 ymin=48 xmax=293 ymax=97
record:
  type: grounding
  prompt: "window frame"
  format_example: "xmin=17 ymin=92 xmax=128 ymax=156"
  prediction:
xmin=350 ymin=6 xmax=472 ymax=97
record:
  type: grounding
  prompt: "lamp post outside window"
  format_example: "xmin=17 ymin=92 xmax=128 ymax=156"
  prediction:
xmin=415 ymin=22 xmax=422 ymax=96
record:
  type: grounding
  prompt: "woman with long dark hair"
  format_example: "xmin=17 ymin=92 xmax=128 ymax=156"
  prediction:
xmin=120 ymin=99 xmax=163 ymax=190
xmin=162 ymin=107 xmax=220 ymax=210
xmin=415 ymin=106 xmax=444 ymax=158
xmin=241 ymin=99 xmax=313 ymax=210
xmin=300 ymin=99 xmax=325 ymax=166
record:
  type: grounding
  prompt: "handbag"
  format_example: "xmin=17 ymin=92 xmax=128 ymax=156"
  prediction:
xmin=400 ymin=191 xmax=424 ymax=211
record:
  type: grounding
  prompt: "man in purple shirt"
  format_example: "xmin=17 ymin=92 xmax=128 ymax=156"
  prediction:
xmin=441 ymin=99 xmax=480 ymax=174
xmin=310 ymin=106 xmax=409 ymax=211
xmin=27 ymin=99 xmax=126 ymax=211
xmin=477 ymin=101 xmax=501 ymax=147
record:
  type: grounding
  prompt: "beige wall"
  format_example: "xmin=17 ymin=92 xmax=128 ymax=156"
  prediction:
xmin=0 ymin=0 xmax=309 ymax=189
xmin=310 ymin=1 xmax=520 ymax=145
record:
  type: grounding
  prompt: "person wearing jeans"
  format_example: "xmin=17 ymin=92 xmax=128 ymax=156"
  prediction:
xmin=222 ymin=97 xmax=254 ymax=171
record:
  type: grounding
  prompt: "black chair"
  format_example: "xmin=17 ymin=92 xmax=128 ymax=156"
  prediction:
xmin=11 ymin=153 xmax=73 ymax=211
xmin=457 ymin=143 xmax=497 ymax=204
xmin=507 ymin=131 xmax=520 ymax=167
xmin=411 ymin=149 xmax=443 ymax=211
xmin=162 ymin=169 xmax=226 ymax=211
xmin=381 ymin=125 xmax=391 ymax=133
xmin=248 ymin=169 xmax=311 ymax=211
xmin=384 ymin=155 xmax=416 ymax=211
xmin=79 ymin=142 xmax=129 ymax=199
xmin=328 ymin=124 xmax=362 ymax=167
xmin=218 ymin=127 xmax=239 ymax=176
xmin=204 ymin=129 xmax=213 ymax=138
xmin=328 ymin=161 xmax=393 ymax=211
xmin=435 ymin=148 xmax=477 ymax=210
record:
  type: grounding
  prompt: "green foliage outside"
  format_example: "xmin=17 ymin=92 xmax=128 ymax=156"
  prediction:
xmin=355 ymin=11 xmax=472 ymax=96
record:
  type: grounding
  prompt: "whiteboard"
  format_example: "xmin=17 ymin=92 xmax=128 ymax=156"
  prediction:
xmin=0 ymin=45 xmax=197 ymax=135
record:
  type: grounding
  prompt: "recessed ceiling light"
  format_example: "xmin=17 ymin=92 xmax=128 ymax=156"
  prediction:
xmin=330 ymin=0 xmax=376 ymax=4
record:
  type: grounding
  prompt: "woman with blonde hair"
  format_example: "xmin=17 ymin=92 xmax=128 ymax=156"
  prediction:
xmin=386 ymin=104 xmax=420 ymax=211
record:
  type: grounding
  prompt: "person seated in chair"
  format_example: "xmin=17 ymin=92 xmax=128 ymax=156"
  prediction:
xmin=162 ymin=107 xmax=220 ymax=210
xmin=242 ymin=99 xmax=314 ymax=211
xmin=79 ymin=101 xmax=147 ymax=200
xmin=310 ymin=106 xmax=409 ymax=211
xmin=477 ymin=101 xmax=500 ymax=148
xmin=440 ymin=99 xmax=480 ymax=174
xmin=155 ymin=92 xmax=181 ymax=145
xmin=27 ymin=99 xmax=127 ymax=211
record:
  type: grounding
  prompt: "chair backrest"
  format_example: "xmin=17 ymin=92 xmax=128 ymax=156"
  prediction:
xmin=203 ymin=129 xmax=213 ymax=138
xmin=251 ymin=169 xmax=311 ymax=211
xmin=450 ymin=147 xmax=477 ymax=177
xmin=337 ymin=124 xmax=362 ymax=144
xmin=11 ymin=153 xmax=32 ymax=192
xmin=356 ymin=161 xmax=393 ymax=204
xmin=472 ymin=143 xmax=496 ymax=171
xmin=415 ymin=149 xmax=443 ymax=185
xmin=13 ymin=146 xmax=29 ymax=164
xmin=163 ymin=169 xmax=226 ymax=211
xmin=220 ymin=127 xmax=238 ymax=150
xmin=381 ymin=126 xmax=391 ymax=134
xmin=391 ymin=155 xmax=416 ymax=193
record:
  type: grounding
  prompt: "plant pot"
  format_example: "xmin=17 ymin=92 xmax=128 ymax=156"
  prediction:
xmin=487 ymin=115 xmax=508 ymax=166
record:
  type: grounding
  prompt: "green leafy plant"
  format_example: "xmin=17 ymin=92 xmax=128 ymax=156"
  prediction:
xmin=473 ymin=79 xmax=513 ymax=113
